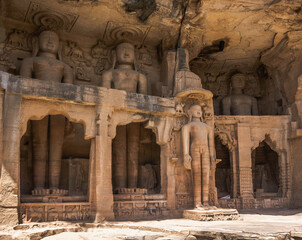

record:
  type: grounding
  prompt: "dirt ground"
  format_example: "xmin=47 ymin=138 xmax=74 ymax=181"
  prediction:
xmin=0 ymin=209 xmax=302 ymax=239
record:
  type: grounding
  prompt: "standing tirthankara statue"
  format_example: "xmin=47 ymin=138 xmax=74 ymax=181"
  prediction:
xmin=20 ymin=30 xmax=73 ymax=195
xmin=101 ymin=42 xmax=147 ymax=190
xmin=222 ymin=73 xmax=258 ymax=115
xmin=182 ymin=104 xmax=215 ymax=207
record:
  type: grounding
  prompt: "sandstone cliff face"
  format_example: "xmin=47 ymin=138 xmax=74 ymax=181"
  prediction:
xmin=1 ymin=0 xmax=302 ymax=208
xmin=2 ymin=0 xmax=301 ymax=110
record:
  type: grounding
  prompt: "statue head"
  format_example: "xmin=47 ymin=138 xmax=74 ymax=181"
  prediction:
xmin=38 ymin=31 xmax=60 ymax=55
xmin=187 ymin=104 xmax=203 ymax=122
xmin=32 ymin=30 xmax=61 ymax=59
xmin=230 ymin=73 xmax=245 ymax=90
xmin=116 ymin=42 xmax=135 ymax=65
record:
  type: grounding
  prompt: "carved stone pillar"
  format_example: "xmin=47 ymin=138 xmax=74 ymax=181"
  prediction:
xmin=0 ymin=93 xmax=22 ymax=225
xmin=93 ymin=107 xmax=114 ymax=221
xmin=112 ymin=125 xmax=127 ymax=189
xmin=0 ymin=89 xmax=4 ymax=178
xmin=164 ymin=143 xmax=176 ymax=209
xmin=236 ymin=123 xmax=254 ymax=208
xmin=230 ymin=150 xmax=238 ymax=198
xmin=279 ymin=150 xmax=289 ymax=198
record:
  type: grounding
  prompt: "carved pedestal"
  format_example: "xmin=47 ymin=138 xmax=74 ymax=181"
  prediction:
xmin=114 ymin=193 xmax=169 ymax=220
xmin=183 ymin=207 xmax=239 ymax=221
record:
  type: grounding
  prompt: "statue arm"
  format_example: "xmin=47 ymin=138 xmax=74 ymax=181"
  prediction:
xmin=20 ymin=58 xmax=33 ymax=78
xmin=138 ymin=73 xmax=147 ymax=94
xmin=222 ymin=97 xmax=231 ymax=115
xmin=63 ymin=65 xmax=73 ymax=84
xmin=101 ymin=71 xmax=112 ymax=88
xmin=182 ymin=124 xmax=192 ymax=170
xmin=252 ymin=97 xmax=258 ymax=115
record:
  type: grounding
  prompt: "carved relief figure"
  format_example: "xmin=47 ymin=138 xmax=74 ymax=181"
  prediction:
xmin=182 ymin=104 xmax=215 ymax=207
xmin=20 ymin=30 xmax=73 ymax=195
xmin=102 ymin=43 xmax=147 ymax=190
xmin=222 ymin=73 xmax=258 ymax=115
xmin=7 ymin=29 xmax=26 ymax=49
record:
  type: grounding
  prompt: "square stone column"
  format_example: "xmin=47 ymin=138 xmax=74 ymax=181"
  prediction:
xmin=164 ymin=143 xmax=177 ymax=209
xmin=230 ymin=150 xmax=238 ymax=198
xmin=0 ymin=89 xmax=4 ymax=178
xmin=236 ymin=123 xmax=254 ymax=208
xmin=0 ymin=93 xmax=22 ymax=225
xmin=92 ymin=107 xmax=114 ymax=221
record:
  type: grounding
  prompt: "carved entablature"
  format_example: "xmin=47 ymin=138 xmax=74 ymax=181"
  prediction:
xmin=214 ymin=123 xmax=237 ymax=152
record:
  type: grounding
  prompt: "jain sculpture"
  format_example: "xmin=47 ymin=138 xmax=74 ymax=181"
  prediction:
xmin=20 ymin=30 xmax=73 ymax=195
xmin=102 ymin=42 xmax=147 ymax=189
xmin=222 ymin=73 xmax=258 ymax=115
xmin=182 ymin=104 xmax=215 ymax=207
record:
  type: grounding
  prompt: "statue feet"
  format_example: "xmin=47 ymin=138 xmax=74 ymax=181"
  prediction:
xmin=32 ymin=188 xmax=68 ymax=196
xmin=32 ymin=188 xmax=50 ymax=196
xmin=51 ymin=188 xmax=68 ymax=196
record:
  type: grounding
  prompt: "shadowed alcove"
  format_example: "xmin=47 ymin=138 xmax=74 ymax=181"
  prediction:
xmin=20 ymin=115 xmax=91 ymax=201
xmin=215 ymin=136 xmax=232 ymax=199
xmin=112 ymin=122 xmax=161 ymax=194
xmin=252 ymin=141 xmax=279 ymax=198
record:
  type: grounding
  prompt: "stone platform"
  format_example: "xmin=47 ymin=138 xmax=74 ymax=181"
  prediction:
xmin=183 ymin=207 xmax=239 ymax=221
xmin=21 ymin=195 xmax=87 ymax=203
xmin=113 ymin=189 xmax=169 ymax=220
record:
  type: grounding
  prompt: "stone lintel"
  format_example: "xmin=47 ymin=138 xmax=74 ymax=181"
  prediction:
xmin=0 ymin=72 xmax=176 ymax=116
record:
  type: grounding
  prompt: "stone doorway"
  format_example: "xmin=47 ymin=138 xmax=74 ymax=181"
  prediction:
xmin=20 ymin=115 xmax=91 ymax=202
xmin=112 ymin=122 xmax=160 ymax=194
xmin=215 ymin=137 xmax=232 ymax=199
xmin=252 ymin=141 xmax=279 ymax=198
xmin=112 ymin=122 xmax=164 ymax=220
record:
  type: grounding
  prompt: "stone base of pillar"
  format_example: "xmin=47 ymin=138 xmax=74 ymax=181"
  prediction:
xmin=240 ymin=197 xmax=255 ymax=209
xmin=183 ymin=207 xmax=239 ymax=221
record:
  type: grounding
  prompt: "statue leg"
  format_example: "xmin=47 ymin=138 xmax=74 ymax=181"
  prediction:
xmin=112 ymin=125 xmax=127 ymax=189
xmin=191 ymin=145 xmax=202 ymax=208
xmin=202 ymin=151 xmax=210 ymax=205
xmin=49 ymin=115 xmax=65 ymax=189
xmin=32 ymin=117 xmax=49 ymax=190
xmin=127 ymin=123 xmax=140 ymax=188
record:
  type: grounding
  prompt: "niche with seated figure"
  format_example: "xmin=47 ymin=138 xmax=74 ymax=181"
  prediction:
xmin=252 ymin=141 xmax=279 ymax=198
xmin=20 ymin=115 xmax=91 ymax=202
xmin=112 ymin=122 xmax=160 ymax=194
xmin=215 ymin=137 xmax=232 ymax=199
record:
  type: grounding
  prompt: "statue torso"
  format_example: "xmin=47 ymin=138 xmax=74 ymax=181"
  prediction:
xmin=112 ymin=69 xmax=139 ymax=93
xmin=32 ymin=57 xmax=66 ymax=82
xmin=187 ymin=121 xmax=209 ymax=146
xmin=229 ymin=94 xmax=253 ymax=115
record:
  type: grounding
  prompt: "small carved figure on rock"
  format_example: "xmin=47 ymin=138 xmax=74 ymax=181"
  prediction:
xmin=67 ymin=41 xmax=84 ymax=60
xmin=222 ymin=73 xmax=258 ymax=115
xmin=7 ymin=29 xmax=26 ymax=49
xmin=182 ymin=104 xmax=215 ymax=207
xmin=19 ymin=30 xmax=73 ymax=195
